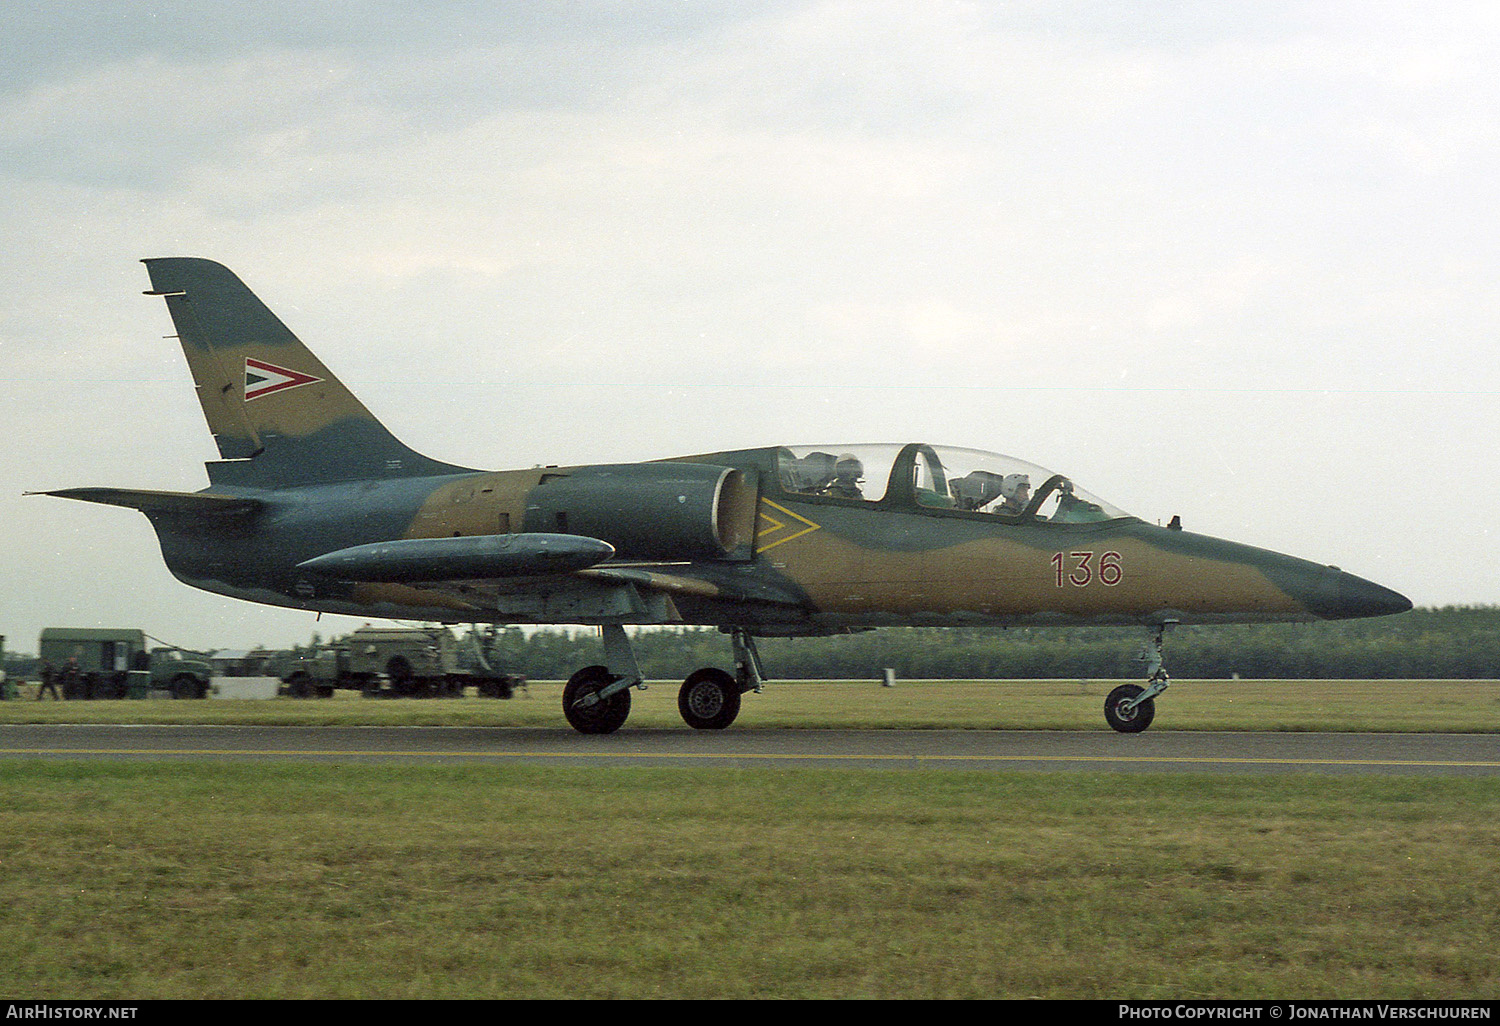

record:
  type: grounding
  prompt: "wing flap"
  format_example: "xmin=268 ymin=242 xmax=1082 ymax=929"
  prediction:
xmin=577 ymin=565 xmax=804 ymax=607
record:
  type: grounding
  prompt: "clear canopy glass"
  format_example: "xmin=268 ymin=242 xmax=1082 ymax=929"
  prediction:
xmin=775 ymin=443 xmax=1129 ymax=523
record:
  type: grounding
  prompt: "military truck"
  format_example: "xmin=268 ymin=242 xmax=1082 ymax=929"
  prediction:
xmin=273 ymin=625 xmax=521 ymax=698
xmin=37 ymin=628 xmax=214 ymax=699
xmin=270 ymin=646 xmax=344 ymax=698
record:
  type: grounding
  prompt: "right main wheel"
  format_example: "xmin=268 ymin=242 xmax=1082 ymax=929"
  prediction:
xmin=677 ymin=668 xmax=741 ymax=730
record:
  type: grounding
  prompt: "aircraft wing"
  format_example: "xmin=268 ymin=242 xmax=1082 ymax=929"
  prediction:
xmin=299 ymin=534 xmax=805 ymax=612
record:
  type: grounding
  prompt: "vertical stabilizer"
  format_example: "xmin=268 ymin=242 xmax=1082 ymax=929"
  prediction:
xmin=143 ymin=258 xmax=472 ymax=487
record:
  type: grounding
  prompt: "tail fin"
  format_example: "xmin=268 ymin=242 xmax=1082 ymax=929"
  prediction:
xmin=142 ymin=258 xmax=473 ymax=487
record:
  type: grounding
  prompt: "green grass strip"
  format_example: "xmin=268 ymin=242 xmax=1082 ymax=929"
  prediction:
xmin=3 ymin=679 xmax=1499 ymax=732
xmin=1 ymin=761 xmax=1496 ymax=999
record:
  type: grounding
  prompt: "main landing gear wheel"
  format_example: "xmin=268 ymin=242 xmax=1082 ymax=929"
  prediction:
xmin=563 ymin=665 xmax=632 ymax=735
xmin=1104 ymin=683 xmax=1155 ymax=734
xmin=678 ymin=668 xmax=741 ymax=730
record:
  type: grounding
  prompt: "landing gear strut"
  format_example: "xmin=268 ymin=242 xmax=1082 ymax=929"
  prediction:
xmin=1104 ymin=621 xmax=1176 ymax=734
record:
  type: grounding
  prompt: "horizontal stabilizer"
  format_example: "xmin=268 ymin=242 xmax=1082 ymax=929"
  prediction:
xmin=33 ymin=487 xmax=263 ymax=517
xmin=297 ymin=532 xmax=616 ymax=582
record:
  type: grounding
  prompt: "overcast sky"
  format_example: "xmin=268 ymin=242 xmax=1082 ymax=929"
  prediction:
xmin=2 ymin=2 xmax=1496 ymax=655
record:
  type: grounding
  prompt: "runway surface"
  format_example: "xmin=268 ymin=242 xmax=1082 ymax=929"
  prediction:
xmin=1 ymin=723 xmax=1497 ymax=775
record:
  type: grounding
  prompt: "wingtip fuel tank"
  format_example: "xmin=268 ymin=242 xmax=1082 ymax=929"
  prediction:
xmin=298 ymin=533 xmax=616 ymax=583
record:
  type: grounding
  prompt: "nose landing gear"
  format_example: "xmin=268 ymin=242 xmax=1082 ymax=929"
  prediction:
xmin=1104 ymin=621 xmax=1176 ymax=734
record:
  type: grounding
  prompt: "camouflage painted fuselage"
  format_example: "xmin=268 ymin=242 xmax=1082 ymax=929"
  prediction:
xmin=136 ymin=444 xmax=1408 ymax=635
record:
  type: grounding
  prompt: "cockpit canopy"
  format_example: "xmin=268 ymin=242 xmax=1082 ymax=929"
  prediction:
xmin=775 ymin=443 xmax=1130 ymax=523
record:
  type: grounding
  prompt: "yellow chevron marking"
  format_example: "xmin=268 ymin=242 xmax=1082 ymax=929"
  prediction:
xmin=756 ymin=499 xmax=821 ymax=553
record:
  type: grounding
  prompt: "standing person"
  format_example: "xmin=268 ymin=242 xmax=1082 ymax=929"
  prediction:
xmin=59 ymin=657 xmax=81 ymax=700
xmin=37 ymin=660 xmax=60 ymax=700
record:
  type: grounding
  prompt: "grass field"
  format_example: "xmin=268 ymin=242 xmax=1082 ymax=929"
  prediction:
xmin=3 ymin=677 xmax=1499 ymax=732
xmin=0 ymin=761 xmax=1496 ymax=999
xmin=4 ymin=680 xmax=1497 ymax=999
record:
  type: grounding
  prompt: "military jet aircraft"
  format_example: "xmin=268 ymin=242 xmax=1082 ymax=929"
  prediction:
xmin=38 ymin=258 xmax=1411 ymax=734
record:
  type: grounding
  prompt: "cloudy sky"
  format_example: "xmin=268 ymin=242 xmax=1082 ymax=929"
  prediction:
xmin=2 ymin=1 xmax=1496 ymax=655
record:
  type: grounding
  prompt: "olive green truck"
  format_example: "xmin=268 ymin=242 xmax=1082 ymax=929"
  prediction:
xmin=271 ymin=625 xmax=522 ymax=698
xmin=37 ymin=628 xmax=214 ymax=699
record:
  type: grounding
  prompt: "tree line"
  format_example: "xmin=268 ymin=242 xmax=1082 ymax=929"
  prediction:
xmin=476 ymin=606 xmax=1500 ymax=681
xmin=6 ymin=606 xmax=1494 ymax=683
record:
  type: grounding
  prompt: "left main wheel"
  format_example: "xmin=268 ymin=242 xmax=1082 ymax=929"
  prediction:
xmin=678 ymin=668 xmax=741 ymax=730
xmin=563 ymin=665 xmax=631 ymax=735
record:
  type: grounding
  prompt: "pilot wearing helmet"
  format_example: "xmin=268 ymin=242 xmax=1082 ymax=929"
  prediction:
xmin=998 ymin=473 xmax=1031 ymax=515
xmin=826 ymin=454 xmax=865 ymax=499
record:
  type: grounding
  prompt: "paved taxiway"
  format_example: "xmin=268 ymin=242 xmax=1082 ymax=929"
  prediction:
xmin=1 ymin=724 xmax=1497 ymax=775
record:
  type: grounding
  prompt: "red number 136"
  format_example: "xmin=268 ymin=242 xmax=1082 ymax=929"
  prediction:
xmin=1051 ymin=550 xmax=1123 ymax=587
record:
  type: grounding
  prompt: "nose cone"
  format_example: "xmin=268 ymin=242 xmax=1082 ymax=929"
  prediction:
xmin=1310 ymin=568 xmax=1413 ymax=620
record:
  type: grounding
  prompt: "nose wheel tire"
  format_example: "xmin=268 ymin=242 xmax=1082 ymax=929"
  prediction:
xmin=678 ymin=668 xmax=741 ymax=730
xmin=563 ymin=665 xmax=631 ymax=735
xmin=1104 ymin=683 xmax=1155 ymax=733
